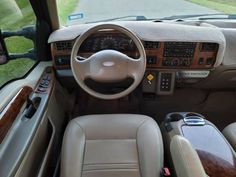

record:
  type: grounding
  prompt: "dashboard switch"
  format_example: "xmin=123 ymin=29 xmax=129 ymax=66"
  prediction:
xmin=206 ymin=57 xmax=214 ymax=65
xmin=157 ymin=72 xmax=175 ymax=95
xmin=147 ymin=74 xmax=154 ymax=82
xmin=147 ymin=56 xmax=157 ymax=65
xmin=162 ymin=59 xmax=171 ymax=66
xmin=55 ymin=56 xmax=70 ymax=65
xmin=160 ymin=73 xmax=172 ymax=91
xmin=198 ymin=58 xmax=204 ymax=65
xmin=37 ymin=87 xmax=46 ymax=93
xmin=143 ymin=71 xmax=157 ymax=93
xmin=171 ymin=59 xmax=179 ymax=66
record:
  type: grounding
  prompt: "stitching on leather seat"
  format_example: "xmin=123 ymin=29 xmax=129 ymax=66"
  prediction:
xmin=73 ymin=120 xmax=87 ymax=177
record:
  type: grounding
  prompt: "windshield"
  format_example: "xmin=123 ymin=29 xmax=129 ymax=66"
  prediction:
xmin=56 ymin=0 xmax=236 ymax=26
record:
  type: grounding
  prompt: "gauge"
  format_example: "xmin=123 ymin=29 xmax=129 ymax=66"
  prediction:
xmin=118 ymin=38 xmax=132 ymax=51
xmin=100 ymin=36 xmax=118 ymax=50
xmin=80 ymin=38 xmax=93 ymax=52
xmin=92 ymin=37 xmax=100 ymax=51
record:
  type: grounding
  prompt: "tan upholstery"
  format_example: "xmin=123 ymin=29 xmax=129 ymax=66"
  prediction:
xmin=223 ymin=122 xmax=236 ymax=151
xmin=170 ymin=135 xmax=207 ymax=177
xmin=61 ymin=114 xmax=163 ymax=177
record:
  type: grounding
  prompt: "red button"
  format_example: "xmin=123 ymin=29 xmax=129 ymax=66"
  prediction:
xmin=162 ymin=167 xmax=171 ymax=176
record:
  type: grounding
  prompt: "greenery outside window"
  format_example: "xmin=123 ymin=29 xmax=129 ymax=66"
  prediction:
xmin=0 ymin=0 xmax=36 ymax=87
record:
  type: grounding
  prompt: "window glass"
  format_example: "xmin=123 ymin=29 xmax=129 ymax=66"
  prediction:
xmin=0 ymin=0 xmax=36 ymax=87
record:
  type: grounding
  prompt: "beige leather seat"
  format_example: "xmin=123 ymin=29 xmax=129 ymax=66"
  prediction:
xmin=61 ymin=114 xmax=163 ymax=177
xmin=223 ymin=122 xmax=236 ymax=151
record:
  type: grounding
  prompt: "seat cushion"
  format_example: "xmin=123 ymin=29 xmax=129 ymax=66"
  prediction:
xmin=60 ymin=114 xmax=163 ymax=177
xmin=223 ymin=122 xmax=236 ymax=151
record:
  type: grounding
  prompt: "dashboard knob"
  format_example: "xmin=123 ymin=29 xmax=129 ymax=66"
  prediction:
xmin=180 ymin=59 xmax=191 ymax=66
xmin=163 ymin=59 xmax=171 ymax=66
xmin=171 ymin=59 xmax=179 ymax=66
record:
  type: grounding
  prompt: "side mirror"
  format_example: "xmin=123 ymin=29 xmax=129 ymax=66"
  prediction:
xmin=0 ymin=29 xmax=8 ymax=65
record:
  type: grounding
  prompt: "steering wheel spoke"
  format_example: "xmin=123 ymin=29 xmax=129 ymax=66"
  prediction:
xmin=73 ymin=56 xmax=91 ymax=80
xmin=127 ymin=57 xmax=144 ymax=79
xmin=76 ymin=56 xmax=87 ymax=61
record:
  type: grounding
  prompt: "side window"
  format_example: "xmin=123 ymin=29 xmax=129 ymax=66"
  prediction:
xmin=0 ymin=0 xmax=36 ymax=87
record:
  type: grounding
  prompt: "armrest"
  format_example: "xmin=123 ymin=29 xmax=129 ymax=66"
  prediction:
xmin=170 ymin=135 xmax=207 ymax=177
xmin=223 ymin=123 xmax=236 ymax=151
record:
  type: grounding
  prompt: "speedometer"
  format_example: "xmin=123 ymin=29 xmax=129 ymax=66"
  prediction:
xmin=92 ymin=37 xmax=100 ymax=51
xmin=100 ymin=36 xmax=118 ymax=50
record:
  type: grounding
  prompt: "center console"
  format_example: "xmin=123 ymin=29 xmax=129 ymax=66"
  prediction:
xmin=162 ymin=112 xmax=236 ymax=177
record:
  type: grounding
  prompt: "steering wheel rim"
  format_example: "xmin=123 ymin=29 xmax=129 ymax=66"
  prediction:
xmin=71 ymin=24 xmax=146 ymax=100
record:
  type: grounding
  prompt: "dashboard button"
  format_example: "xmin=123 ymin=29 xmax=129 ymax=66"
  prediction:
xmin=198 ymin=58 xmax=204 ymax=65
xmin=206 ymin=57 xmax=214 ymax=65
xmin=171 ymin=59 xmax=179 ymax=66
xmin=37 ymin=87 xmax=46 ymax=93
xmin=147 ymin=56 xmax=157 ymax=65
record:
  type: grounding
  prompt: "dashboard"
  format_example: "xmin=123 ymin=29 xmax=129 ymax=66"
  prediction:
xmin=49 ymin=21 xmax=226 ymax=72
xmin=48 ymin=21 xmax=229 ymax=94
xmin=51 ymin=31 xmax=219 ymax=70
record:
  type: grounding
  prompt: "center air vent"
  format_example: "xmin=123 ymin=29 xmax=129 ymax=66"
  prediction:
xmin=200 ymin=43 xmax=218 ymax=52
xmin=144 ymin=41 xmax=160 ymax=49
xmin=55 ymin=41 xmax=73 ymax=51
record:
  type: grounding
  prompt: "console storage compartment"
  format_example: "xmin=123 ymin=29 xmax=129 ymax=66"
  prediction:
xmin=162 ymin=112 xmax=236 ymax=177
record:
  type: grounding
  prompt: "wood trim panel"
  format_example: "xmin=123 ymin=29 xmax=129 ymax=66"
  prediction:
xmin=146 ymin=42 xmax=218 ymax=69
xmin=197 ymin=150 xmax=236 ymax=177
xmin=50 ymin=43 xmax=72 ymax=70
xmin=0 ymin=86 xmax=33 ymax=143
xmin=182 ymin=125 xmax=236 ymax=177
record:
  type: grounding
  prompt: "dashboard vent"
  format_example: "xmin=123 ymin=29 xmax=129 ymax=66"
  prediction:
xmin=144 ymin=41 xmax=160 ymax=49
xmin=200 ymin=43 xmax=218 ymax=52
xmin=55 ymin=41 xmax=73 ymax=51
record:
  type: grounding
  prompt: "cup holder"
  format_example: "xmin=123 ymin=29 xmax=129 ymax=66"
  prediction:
xmin=169 ymin=113 xmax=184 ymax=122
xmin=186 ymin=112 xmax=203 ymax=117
xmin=183 ymin=116 xmax=205 ymax=126
xmin=164 ymin=112 xmax=206 ymax=131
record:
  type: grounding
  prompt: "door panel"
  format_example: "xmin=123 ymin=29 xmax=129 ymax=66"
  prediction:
xmin=15 ymin=81 xmax=68 ymax=177
xmin=0 ymin=62 xmax=51 ymax=111
xmin=0 ymin=62 xmax=59 ymax=177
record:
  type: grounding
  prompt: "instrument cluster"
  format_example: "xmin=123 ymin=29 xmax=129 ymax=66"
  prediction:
xmin=79 ymin=33 xmax=136 ymax=52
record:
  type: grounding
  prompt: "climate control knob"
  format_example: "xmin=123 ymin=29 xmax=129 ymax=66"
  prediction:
xmin=162 ymin=59 xmax=171 ymax=66
xmin=171 ymin=59 xmax=179 ymax=66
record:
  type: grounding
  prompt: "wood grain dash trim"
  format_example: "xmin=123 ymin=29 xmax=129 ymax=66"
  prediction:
xmin=0 ymin=86 xmax=33 ymax=143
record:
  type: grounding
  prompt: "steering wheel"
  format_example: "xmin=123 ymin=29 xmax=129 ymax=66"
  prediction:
xmin=71 ymin=24 xmax=146 ymax=100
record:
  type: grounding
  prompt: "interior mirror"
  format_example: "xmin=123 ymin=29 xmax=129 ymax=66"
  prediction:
xmin=0 ymin=29 xmax=8 ymax=65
